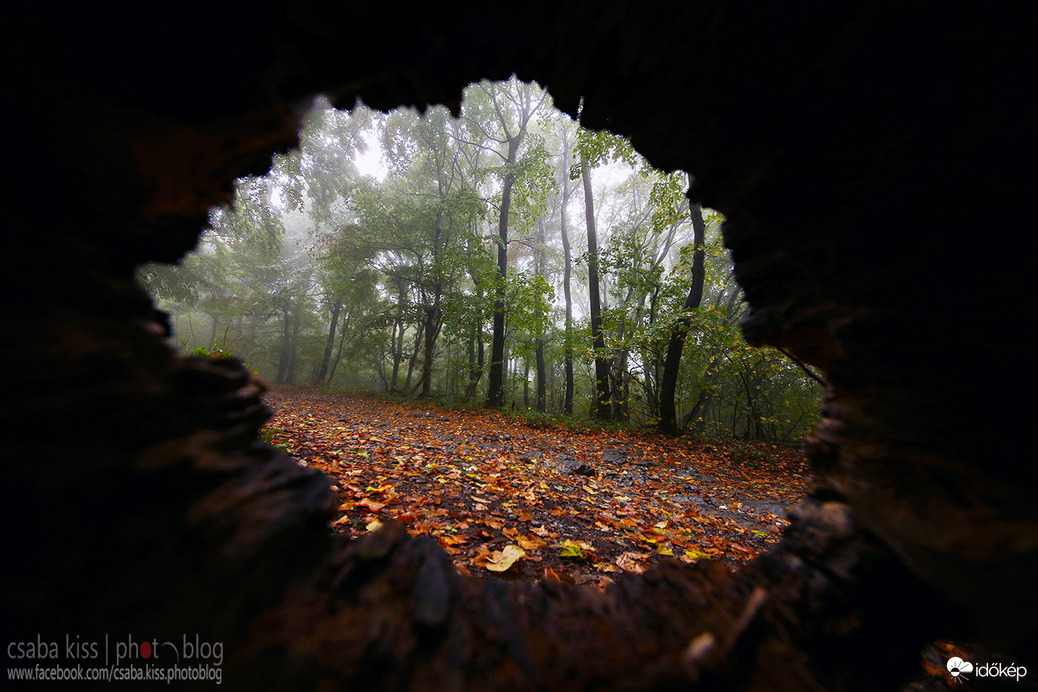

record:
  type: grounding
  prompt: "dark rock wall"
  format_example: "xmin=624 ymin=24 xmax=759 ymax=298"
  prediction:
xmin=4 ymin=2 xmax=1036 ymax=688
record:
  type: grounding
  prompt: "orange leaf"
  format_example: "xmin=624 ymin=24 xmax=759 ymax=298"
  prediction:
xmin=438 ymin=534 xmax=469 ymax=547
xmin=357 ymin=498 xmax=386 ymax=512
xmin=516 ymin=534 xmax=545 ymax=551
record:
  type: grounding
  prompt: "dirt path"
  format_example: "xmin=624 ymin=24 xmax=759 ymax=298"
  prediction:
xmin=262 ymin=388 xmax=811 ymax=587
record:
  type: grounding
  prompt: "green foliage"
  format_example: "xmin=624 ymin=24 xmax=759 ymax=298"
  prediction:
xmin=517 ymin=408 xmax=556 ymax=430
xmin=185 ymin=341 xmax=234 ymax=359
xmin=571 ymin=127 xmax=637 ymax=178
xmin=141 ymin=77 xmax=822 ymax=442
xmin=261 ymin=427 xmax=291 ymax=454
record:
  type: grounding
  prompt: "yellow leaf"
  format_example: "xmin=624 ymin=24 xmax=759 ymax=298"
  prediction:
xmin=365 ymin=519 xmax=383 ymax=532
xmin=485 ymin=545 xmax=526 ymax=572
xmin=559 ymin=542 xmax=584 ymax=558
xmin=559 ymin=539 xmax=594 ymax=559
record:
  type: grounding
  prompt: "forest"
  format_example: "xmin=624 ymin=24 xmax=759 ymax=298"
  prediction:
xmin=141 ymin=77 xmax=822 ymax=441
xmin=15 ymin=3 xmax=1034 ymax=688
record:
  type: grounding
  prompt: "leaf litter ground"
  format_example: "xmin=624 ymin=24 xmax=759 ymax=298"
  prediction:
xmin=263 ymin=389 xmax=811 ymax=588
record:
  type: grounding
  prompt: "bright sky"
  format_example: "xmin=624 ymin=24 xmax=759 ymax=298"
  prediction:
xmin=356 ymin=131 xmax=388 ymax=181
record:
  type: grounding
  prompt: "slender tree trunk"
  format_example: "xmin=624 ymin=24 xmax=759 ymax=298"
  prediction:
xmin=275 ymin=304 xmax=292 ymax=384
xmin=487 ymin=136 xmax=521 ymax=408
xmin=284 ymin=296 xmax=303 ymax=385
xmin=581 ymin=152 xmax=611 ymax=419
xmin=535 ymin=344 xmax=546 ymax=412
xmin=659 ymin=201 xmax=707 ymax=435
xmin=523 ymin=360 xmax=530 ymax=409
xmin=328 ymin=312 xmax=351 ymax=382
xmin=465 ymin=336 xmax=478 ymax=400
xmin=420 ymin=304 xmax=441 ymax=398
xmin=390 ymin=278 xmax=408 ymax=392
xmin=421 ymin=206 xmax=445 ymax=398
xmin=534 ymin=218 xmax=548 ymax=412
xmin=612 ymin=351 xmax=629 ymax=420
xmin=404 ymin=321 xmax=424 ymax=395
xmin=560 ymin=134 xmax=575 ymax=414
xmin=390 ymin=319 xmax=403 ymax=392
xmin=315 ymin=297 xmax=342 ymax=383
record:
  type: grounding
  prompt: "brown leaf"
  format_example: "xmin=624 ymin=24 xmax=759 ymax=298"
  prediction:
xmin=616 ymin=551 xmax=650 ymax=573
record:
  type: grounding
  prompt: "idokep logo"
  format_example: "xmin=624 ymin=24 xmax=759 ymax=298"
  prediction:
xmin=947 ymin=656 xmax=1028 ymax=684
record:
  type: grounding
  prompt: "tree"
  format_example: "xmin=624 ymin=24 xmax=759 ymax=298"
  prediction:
xmin=659 ymin=194 xmax=707 ymax=434
xmin=558 ymin=127 xmax=577 ymax=414
xmin=579 ymin=147 xmax=611 ymax=419
xmin=573 ymin=125 xmax=637 ymax=419
xmin=462 ymin=78 xmax=548 ymax=408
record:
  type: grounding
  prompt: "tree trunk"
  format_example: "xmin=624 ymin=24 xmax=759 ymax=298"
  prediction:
xmin=315 ymin=297 xmax=342 ymax=384
xmin=560 ymin=134 xmax=575 ymax=415
xmin=275 ymin=304 xmax=292 ymax=384
xmin=403 ymin=321 xmax=424 ymax=395
xmin=419 ymin=304 xmax=441 ymax=398
xmin=328 ymin=312 xmax=351 ymax=382
xmin=659 ymin=201 xmax=706 ymax=435
xmin=390 ymin=319 xmax=402 ymax=392
xmin=581 ymin=151 xmax=611 ymax=419
xmin=534 ymin=218 xmax=548 ymax=412
xmin=522 ymin=359 xmax=530 ymax=408
xmin=486 ymin=135 xmax=521 ymax=408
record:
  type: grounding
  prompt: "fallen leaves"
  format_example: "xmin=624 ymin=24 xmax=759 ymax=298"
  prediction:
xmin=476 ymin=544 xmax=526 ymax=572
xmin=559 ymin=539 xmax=594 ymax=560
xmin=263 ymin=389 xmax=811 ymax=585
xmin=616 ymin=551 xmax=651 ymax=573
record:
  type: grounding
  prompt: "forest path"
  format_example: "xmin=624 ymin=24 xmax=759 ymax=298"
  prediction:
xmin=263 ymin=388 xmax=811 ymax=586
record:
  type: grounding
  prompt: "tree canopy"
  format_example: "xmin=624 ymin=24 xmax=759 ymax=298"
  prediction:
xmin=141 ymin=78 xmax=822 ymax=442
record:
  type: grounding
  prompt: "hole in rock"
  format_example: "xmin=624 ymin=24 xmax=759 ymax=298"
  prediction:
xmin=139 ymin=77 xmax=820 ymax=584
